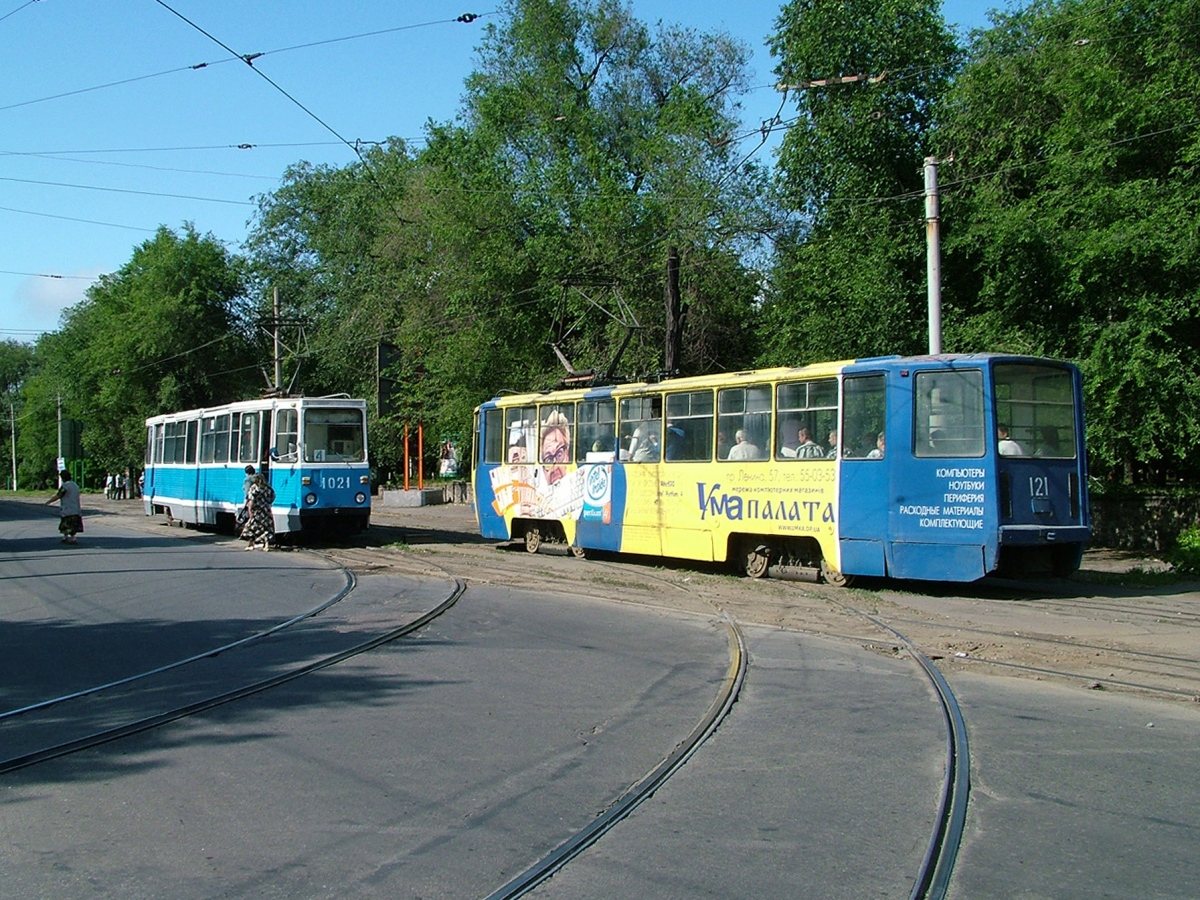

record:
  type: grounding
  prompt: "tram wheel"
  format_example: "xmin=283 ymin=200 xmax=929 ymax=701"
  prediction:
xmin=744 ymin=544 xmax=771 ymax=579
xmin=524 ymin=525 xmax=542 ymax=554
xmin=819 ymin=558 xmax=853 ymax=587
xmin=570 ymin=544 xmax=587 ymax=559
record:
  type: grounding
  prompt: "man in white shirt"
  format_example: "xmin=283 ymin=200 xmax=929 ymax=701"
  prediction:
xmin=997 ymin=424 xmax=1027 ymax=456
xmin=727 ymin=429 xmax=761 ymax=460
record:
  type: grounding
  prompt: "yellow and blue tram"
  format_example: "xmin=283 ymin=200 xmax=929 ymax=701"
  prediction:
xmin=472 ymin=355 xmax=1090 ymax=583
xmin=143 ymin=396 xmax=371 ymax=536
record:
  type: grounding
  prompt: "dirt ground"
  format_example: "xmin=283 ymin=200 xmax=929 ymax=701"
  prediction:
xmin=78 ymin=496 xmax=1200 ymax=707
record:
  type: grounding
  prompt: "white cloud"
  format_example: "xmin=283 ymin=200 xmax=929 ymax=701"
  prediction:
xmin=2 ymin=267 xmax=105 ymax=341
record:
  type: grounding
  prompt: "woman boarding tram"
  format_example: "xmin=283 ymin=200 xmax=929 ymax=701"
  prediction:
xmin=472 ymin=354 xmax=1090 ymax=584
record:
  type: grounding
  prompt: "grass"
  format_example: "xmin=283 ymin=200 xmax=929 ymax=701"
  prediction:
xmin=1072 ymin=567 xmax=1180 ymax=587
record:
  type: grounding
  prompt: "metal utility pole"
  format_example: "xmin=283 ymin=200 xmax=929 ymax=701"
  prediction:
xmin=924 ymin=156 xmax=943 ymax=355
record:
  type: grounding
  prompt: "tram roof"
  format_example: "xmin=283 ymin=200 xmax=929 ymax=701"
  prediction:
xmin=477 ymin=353 xmax=1075 ymax=409
xmin=145 ymin=395 xmax=366 ymax=424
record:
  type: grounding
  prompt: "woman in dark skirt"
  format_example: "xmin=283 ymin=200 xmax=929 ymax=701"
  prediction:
xmin=241 ymin=473 xmax=276 ymax=551
xmin=45 ymin=469 xmax=83 ymax=544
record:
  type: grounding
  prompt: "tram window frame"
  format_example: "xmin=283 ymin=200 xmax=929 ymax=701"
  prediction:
xmin=914 ymin=369 xmax=985 ymax=458
xmin=164 ymin=420 xmax=190 ymax=464
xmin=275 ymin=408 xmax=299 ymax=461
xmin=576 ymin=398 xmax=617 ymax=462
xmin=538 ymin=403 xmax=574 ymax=467
xmin=482 ymin=408 xmax=505 ymax=464
xmin=185 ymin=419 xmax=198 ymax=464
xmin=213 ymin=414 xmax=232 ymax=464
xmin=993 ymin=364 xmax=1078 ymax=459
xmin=199 ymin=417 xmax=215 ymax=463
xmin=842 ymin=375 xmax=886 ymax=459
xmin=619 ymin=394 xmax=663 ymax=463
xmin=304 ymin=408 xmax=366 ymax=462
xmin=239 ymin=412 xmax=260 ymax=463
xmin=664 ymin=390 xmax=714 ymax=461
xmin=775 ymin=378 xmax=838 ymax=460
xmin=717 ymin=384 xmax=771 ymax=461
xmin=505 ymin=406 xmax=537 ymax=464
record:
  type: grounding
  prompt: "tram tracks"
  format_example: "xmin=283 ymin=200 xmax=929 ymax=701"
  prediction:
xmin=473 ymin=555 xmax=970 ymax=900
xmin=13 ymin=508 xmax=1188 ymax=898
xmin=0 ymin=557 xmax=466 ymax=775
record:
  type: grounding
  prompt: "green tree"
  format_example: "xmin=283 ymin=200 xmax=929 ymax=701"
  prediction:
xmin=246 ymin=0 xmax=771 ymax=478
xmin=935 ymin=0 xmax=1200 ymax=481
xmin=0 ymin=339 xmax=36 ymax=488
xmin=760 ymin=0 xmax=960 ymax=365
xmin=27 ymin=225 xmax=256 ymax=480
xmin=459 ymin=0 xmax=769 ymax=380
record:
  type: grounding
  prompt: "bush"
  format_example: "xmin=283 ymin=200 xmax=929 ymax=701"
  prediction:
xmin=1167 ymin=525 xmax=1200 ymax=576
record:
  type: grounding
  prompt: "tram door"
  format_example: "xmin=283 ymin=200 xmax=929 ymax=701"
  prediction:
xmin=836 ymin=373 xmax=889 ymax=577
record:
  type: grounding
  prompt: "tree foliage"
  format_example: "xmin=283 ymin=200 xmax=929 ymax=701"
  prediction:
xmin=16 ymin=0 xmax=1200 ymax=488
xmin=935 ymin=0 xmax=1200 ymax=481
xmin=759 ymin=0 xmax=960 ymax=365
xmin=245 ymin=0 xmax=771 ymax=478
xmin=20 ymin=225 xmax=256 ymax=483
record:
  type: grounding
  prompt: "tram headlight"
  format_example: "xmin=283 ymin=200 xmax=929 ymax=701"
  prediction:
xmin=355 ymin=492 xmax=367 ymax=504
xmin=304 ymin=492 xmax=318 ymax=506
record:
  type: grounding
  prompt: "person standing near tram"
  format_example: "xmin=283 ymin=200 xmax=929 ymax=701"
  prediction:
xmin=241 ymin=473 xmax=276 ymax=551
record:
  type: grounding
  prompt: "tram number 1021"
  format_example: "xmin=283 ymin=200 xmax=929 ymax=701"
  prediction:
xmin=320 ymin=475 xmax=355 ymax=490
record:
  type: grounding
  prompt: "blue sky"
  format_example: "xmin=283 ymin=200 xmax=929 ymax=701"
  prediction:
xmin=0 ymin=0 xmax=995 ymax=342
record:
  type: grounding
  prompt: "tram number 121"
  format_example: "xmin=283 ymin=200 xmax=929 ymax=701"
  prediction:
xmin=1029 ymin=475 xmax=1049 ymax=497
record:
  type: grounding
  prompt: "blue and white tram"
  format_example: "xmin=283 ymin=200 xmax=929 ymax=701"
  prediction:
xmin=143 ymin=396 xmax=371 ymax=536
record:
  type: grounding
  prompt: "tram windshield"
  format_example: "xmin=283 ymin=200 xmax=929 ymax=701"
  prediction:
xmin=993 ymin=363 xmax=1078 ymax=459
xmin=303 ymin=408 xmax=366 ymax=462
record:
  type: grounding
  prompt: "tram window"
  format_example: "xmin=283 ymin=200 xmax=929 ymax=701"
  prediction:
xmin=175 ymin=421 xmax=190 ymax=463
xmin=275 ymin=408 xmax=299 ymax=460
xmin=842 ymin=375 xmax=886 ymax=458
xmin=304 ymin=409 xmax=365 ymax=462
xmin=153 ymin=423 xmax=164 ymax=464
xmin=994 ymin=364 xmax=1077 ymax=459
xmin=576 ymin=399 xmax=617 ymax=462
xmin=214 ymin=414 xmax=231 ymax=463
xmin=239 ymin=412 xmax=259 ymax=463
xmin=199 ymin=417 xmax=215 ymax=463
xmin=538 ymin=403 xmax=574 ymax=467
xmin=620 ymin=394 xmax=663 ymax=462
xmin=776 ymin=379 xmax=838 ymax=459
xmin=717 ymin=385 xmax=770 ymax=461
xmin=185 ymin=419 xmax=198 ymax=464
xmin=664 ymin=391 xmax=714 ymax=461
xmin=914 ymin=370 xmax=985 ymax=458
xmin=229 ymin=413 xmax=241 ymax=459
xmin=482 ymin=408 xmax=505 ymax=463
xmin=505 ymin=406 xmax=536 ymax=464
xmin=161 ymin=420 xmax=190 ymax=464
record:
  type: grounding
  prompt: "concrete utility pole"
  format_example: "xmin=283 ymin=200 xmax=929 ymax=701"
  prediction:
xmin=9 ymin=401 xmax=15 ymax=491
xmin=273 ymin=285 xmax=283 ymax=394
xmin=924 ymin=156 xmax=943 ymax=355
xmin=664 ymin=246 xmax=681 ymax=375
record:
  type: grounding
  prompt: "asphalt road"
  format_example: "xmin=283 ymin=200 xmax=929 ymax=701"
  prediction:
xmin=2 ymin=496 xmax=1198 ymax=898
